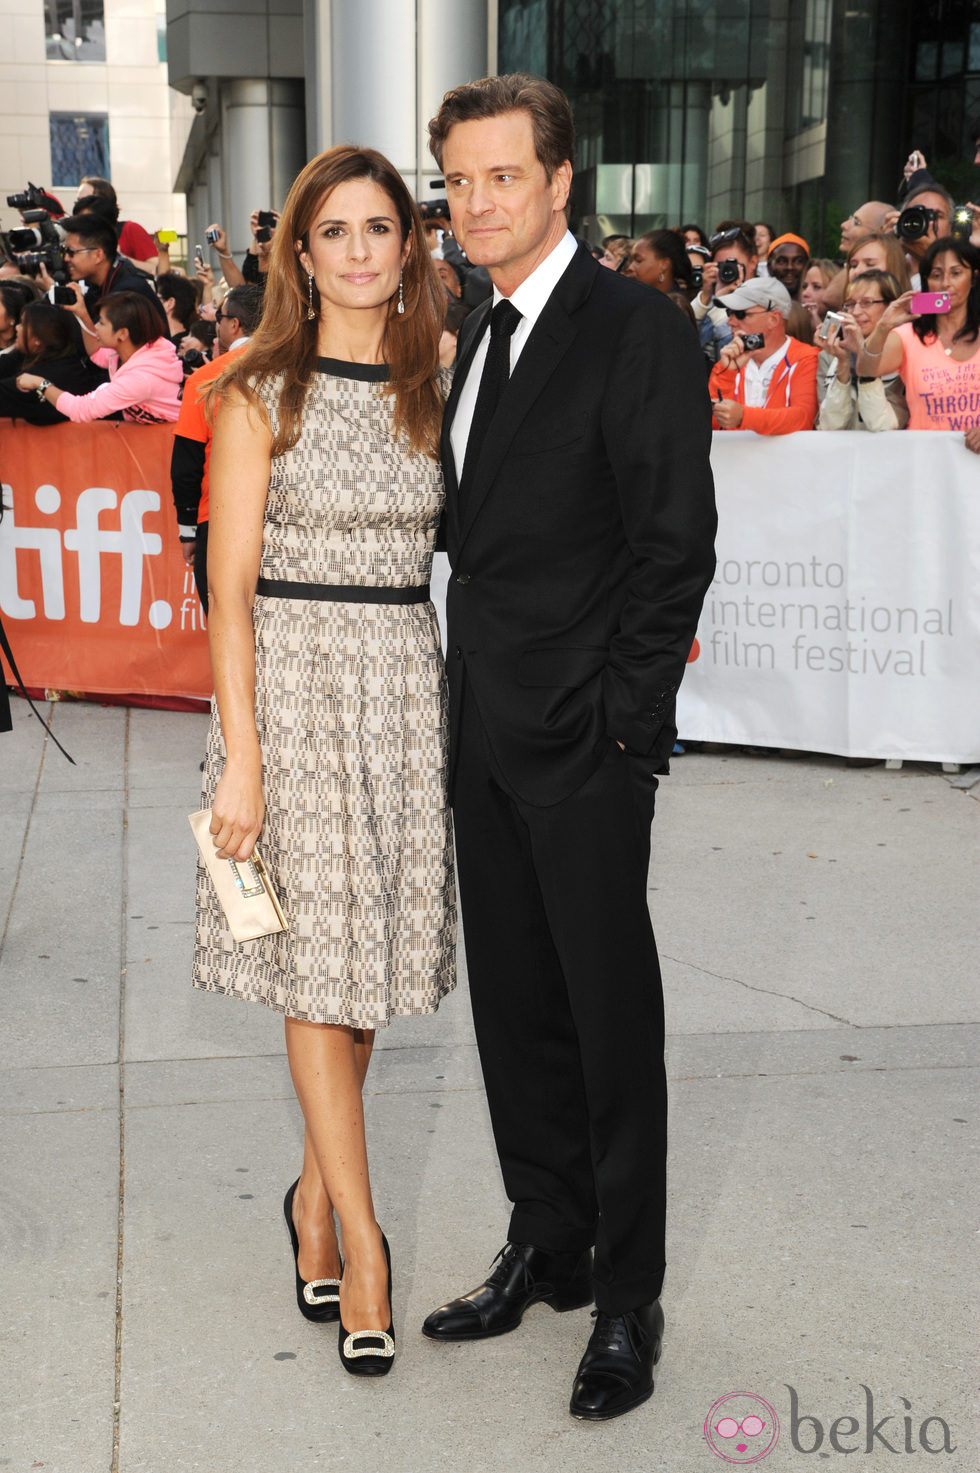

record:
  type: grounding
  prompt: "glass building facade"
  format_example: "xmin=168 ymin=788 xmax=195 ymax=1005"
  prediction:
xmin=498 ymin=0 xmax=980 ymax=252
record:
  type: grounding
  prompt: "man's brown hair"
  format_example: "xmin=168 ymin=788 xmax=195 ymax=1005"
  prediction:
xmin=428 ymin=72 xmax=574 ymax=180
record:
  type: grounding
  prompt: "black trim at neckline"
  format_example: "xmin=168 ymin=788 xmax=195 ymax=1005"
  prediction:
xmin=315 ymin=357 xmax=390 ymax=382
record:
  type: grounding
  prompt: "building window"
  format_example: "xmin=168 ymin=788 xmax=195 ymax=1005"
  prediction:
xmin=800 ymin=0 xmax=832 ymax=130
xmin=45 ymin=0 xmax=106 ymax=62
xmin=50 ymin=114 xmax=110 ymax=190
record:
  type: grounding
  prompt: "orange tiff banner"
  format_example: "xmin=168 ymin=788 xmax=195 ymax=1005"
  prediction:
xmin=0 ymin=420 xmax=212 ymax=707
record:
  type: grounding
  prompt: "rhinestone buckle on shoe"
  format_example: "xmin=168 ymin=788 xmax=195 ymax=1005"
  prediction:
xmin=342 ymin=1330 xmax=395 ymax=1359
xmin=303 ymin=1278 xmax=340 ymax=1306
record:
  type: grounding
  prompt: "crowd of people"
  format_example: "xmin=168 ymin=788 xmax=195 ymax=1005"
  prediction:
xmin=2 ymin=148 xmax=979 ymax=458
xmin=590 ymin=156 xmax=980 ymax=450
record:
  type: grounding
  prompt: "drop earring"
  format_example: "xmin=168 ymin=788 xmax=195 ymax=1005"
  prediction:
xmin=397 ymin=269 xmax=405 ymax=315
xmin=306 ymin=270 xmax=315 ymax=321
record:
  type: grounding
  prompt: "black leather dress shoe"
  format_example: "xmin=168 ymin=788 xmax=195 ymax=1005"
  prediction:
xmin=569 ymin=1299 xmax=664 ymax=1420
xmin=422 ymin=1242 xmax=593 ymax=1340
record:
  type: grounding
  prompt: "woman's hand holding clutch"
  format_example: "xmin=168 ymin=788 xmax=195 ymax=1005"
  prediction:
xmin=210 ymin=757 xmax=265 ymax=861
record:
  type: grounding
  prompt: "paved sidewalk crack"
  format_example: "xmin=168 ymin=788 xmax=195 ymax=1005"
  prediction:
xmin=660 ymin=952 xmax=857 ymax=1026
xmin=111 ymin=708 xmax=130 ymax=1473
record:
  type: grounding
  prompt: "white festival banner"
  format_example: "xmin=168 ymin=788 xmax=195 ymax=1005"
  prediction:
xmin=677 ymin=431 xmax=980 ymax=763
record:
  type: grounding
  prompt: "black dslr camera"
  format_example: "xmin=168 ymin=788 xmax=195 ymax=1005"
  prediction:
xmin=895 ymin=204 xmax=940 ymax=242
xmin=4 ymin=185 xmax=67 ymax=279
xmin=7 ymin=181 xmax=62 ymax=214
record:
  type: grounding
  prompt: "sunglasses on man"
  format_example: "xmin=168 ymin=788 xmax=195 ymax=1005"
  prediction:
xmin=721 ymin=305 xmax=772 ymax=320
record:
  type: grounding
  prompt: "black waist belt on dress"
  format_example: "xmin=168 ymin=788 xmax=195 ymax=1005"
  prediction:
xmin=255 ymin=578 xmax=430 ymax=604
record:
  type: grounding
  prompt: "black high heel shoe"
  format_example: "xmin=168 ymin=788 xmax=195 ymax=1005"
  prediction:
xmin=337 ymin=1231 xmax=394 ymax=1376
xmin=283 ymin=1179 xmax=341 ymax=1323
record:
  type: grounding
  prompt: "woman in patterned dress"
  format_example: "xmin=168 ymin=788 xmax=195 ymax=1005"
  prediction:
xmin=195 ymin=146 xmax=455 ymax=1374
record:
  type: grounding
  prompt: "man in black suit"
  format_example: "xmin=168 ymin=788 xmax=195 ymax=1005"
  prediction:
xmin=422 ymin=74 xmax=716 ymax=1421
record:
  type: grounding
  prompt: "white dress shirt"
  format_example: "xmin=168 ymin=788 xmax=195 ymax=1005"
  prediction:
xmin=449 ymin=230 xmax=579 ymax=481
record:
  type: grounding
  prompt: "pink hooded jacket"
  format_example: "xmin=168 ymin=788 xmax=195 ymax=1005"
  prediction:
xmin=56 ymin=337 xmax=183 ymax=424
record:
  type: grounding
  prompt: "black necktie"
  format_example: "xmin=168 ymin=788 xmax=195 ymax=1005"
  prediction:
xmin=461 ymin=298 xmax=522 ymax=491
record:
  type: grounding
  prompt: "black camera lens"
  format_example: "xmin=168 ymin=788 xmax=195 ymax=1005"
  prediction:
xmin=718 ymin=259 xmax=741 ymax=285
xmin=8 ymin=226 xmax=42 ymax=251
xmin=691 ymin=266 xmax=703 ymax=289
xmin=896 ymin=204 xmax=935 ymax=242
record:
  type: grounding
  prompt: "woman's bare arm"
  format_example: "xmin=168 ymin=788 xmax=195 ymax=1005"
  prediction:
xmin=206 ymin=387 xmax=273 ymax=862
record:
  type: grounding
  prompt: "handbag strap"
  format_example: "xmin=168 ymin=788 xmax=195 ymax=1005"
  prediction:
xmin=0 ymin=614 xmax=76 ymax=765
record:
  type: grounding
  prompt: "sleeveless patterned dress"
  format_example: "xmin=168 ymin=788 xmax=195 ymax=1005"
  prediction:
xmin=193 ymin=358 xmax=456 ymax=1028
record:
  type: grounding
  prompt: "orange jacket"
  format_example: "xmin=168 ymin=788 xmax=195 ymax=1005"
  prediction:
xmin=709 ymin=334 xmax=819 ymax=435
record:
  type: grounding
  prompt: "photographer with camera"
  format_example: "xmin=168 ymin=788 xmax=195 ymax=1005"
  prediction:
xmin=692 ymin=226 xmax=757 ymax=323
xmin=708 ymin=277 xmax=819 ymax=434
xmin=240 ymin=209 xmax=280 ymax=286
xmin=179 ymin=317 xmax=217 ymax=373
xmin=0 ymin=300 xmax=107 ymax=424
xmin=420 ymin=195 xmax=492 ymax=305
xmin=202 ymin=223 xmax=244 ymax=289
xmin=855 ymin=236 xmax=980 ymax=452
xmin=5 ymin=183 xmax=68 ymax=282
xmin=16 ymin=291 xmax=181 ymax=425
xmin=53 ymin=213 xmax=168 ymax=342
xmin=815 ymin=271 xmax=909 ymax=432
xmin=883 ymin=182 xmax=954 ymax=287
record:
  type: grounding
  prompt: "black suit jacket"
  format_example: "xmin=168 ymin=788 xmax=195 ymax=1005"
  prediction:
xmin=443 ymin=243 xmax=716 ymax=806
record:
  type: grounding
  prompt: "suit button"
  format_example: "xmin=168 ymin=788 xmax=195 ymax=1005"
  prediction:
xmin=454 ymin=645 xmax=462 ymax=659
xmin=456 ymin=573 xmax=471 ymax=584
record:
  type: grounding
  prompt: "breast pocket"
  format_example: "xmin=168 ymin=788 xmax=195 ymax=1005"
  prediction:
xmin=508 ymin=432 xmax=587 ymax=461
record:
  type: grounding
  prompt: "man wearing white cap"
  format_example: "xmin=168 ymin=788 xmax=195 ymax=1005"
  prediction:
xmin=708 ymin=277 xmax=820 ymax=435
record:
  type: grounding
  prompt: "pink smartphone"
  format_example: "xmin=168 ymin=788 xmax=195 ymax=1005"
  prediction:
xmin=910 ymin=290 xmax=950 ymax=314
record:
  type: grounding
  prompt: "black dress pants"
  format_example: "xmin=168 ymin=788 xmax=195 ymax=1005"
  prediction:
xmin=452 ymin=678 xmax=667 ymax=1314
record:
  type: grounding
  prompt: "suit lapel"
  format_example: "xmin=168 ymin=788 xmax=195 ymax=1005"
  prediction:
xmin=442 ymin=298 xmax=491 ymax=545
xmin=456 ymin=245 xmax=597 ymax=552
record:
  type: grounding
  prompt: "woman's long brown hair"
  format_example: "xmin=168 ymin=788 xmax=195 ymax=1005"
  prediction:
xmin=208 ymin=145 xmax=445 ymax=459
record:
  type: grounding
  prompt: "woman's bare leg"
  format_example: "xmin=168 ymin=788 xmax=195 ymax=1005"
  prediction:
xmin=285 ymin=1018 xmax=388 ymax=1330
xmin=289 ymin=1028 xmax=375 ymax=1282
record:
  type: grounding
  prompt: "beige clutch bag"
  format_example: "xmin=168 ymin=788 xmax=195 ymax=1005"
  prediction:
xmin=189 ymin=808 xmax=287 ymax=941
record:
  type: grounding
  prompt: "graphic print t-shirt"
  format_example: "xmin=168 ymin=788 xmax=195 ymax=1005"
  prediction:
xmin=896 ymin=322 xmax=980 ymax=430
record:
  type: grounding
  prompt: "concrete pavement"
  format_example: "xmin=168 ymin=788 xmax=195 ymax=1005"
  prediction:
xmin=1 ymin=699 xmax=977 ymax=1472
